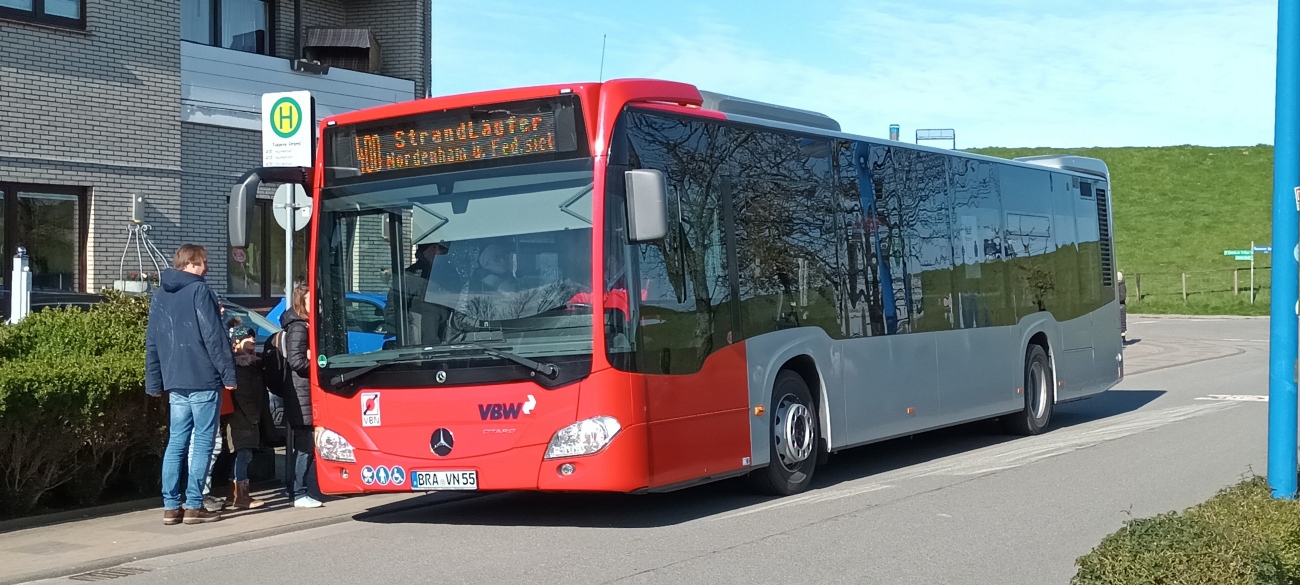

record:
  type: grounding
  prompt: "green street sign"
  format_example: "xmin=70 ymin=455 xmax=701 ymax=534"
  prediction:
xmin=1233 ymin=254 xmax=1253 ymax=261
xmin=1224 ymin=249 xmax=1252 ymax=256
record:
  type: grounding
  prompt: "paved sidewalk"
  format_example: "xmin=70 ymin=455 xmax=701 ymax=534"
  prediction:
xmin=0 ymin=487 xmax=463 ymax=585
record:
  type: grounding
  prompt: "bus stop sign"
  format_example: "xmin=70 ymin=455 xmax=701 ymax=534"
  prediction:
xmin=262 ymin=91 xmax=313 ymax=167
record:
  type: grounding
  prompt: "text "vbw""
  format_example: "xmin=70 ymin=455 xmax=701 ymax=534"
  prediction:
xmin=479 ymin=403 xmax=523 ymax=420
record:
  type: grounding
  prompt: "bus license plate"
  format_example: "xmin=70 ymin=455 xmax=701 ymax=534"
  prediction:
xmin=412 ymin=470 xmax=478 ymax=491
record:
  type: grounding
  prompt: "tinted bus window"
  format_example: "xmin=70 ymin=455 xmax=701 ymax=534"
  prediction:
xmin=726 ymin=128 xmax=838 ymax=339
xmin=867 ymin=143 xmax=955 ymax=334
xmin=624 ymin=111 xmax=734 ymax=375
xmin=1050 ymin=173 xmax=1082 ymax=320
xmin=833 ymin=140 xmax=886 ymax=337
xmin=949 ymin=157 xmax=1009 ymax=328
xmin=1000 ymin=165 xmax=1055 ymax=317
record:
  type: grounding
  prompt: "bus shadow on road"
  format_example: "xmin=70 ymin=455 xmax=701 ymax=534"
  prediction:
xmin=812 ymin=389 xmax=1165 ymax=491
xmin=355 ymin=389 xmax=1164 ymax=529
xmin=354 ymin=481 xmax=770 ymax=529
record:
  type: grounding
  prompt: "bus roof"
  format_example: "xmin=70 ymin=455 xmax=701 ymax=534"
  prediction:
xmin=324 ymin=78 xmax=1108 ymax=183
xmin=1012 ymin=155 xmax=1111 ymax=180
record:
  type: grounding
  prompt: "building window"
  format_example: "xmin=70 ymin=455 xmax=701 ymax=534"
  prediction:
xmin=0 ymin=0 xmax=86 ymax=29
xmin=228 ymin=199 xmax=307 ymax=301
xmin=182 ymin=0 xmax=271 ymax=55
xmin=0 ymin=184 xmax=87 ymax=292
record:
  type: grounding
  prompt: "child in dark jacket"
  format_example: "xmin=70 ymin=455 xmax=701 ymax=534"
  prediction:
xmin=227 ymin=326 xmax=268 ymax=510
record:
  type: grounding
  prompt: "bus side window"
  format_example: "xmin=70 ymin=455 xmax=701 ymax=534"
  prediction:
xmin=622 ymin=110 xmax=733 ymax=375
xmin=729 ymin=131 xmax=838 ymax=340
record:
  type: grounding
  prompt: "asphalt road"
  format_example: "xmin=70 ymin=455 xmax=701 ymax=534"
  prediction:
xmin=46 ymin=316 xmax=1271 ymax=584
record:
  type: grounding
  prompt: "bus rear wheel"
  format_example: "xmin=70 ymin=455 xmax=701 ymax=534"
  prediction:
xmin=750 ymin=370 xmax=819 ymax=496
xmin=1004 ymin=344 xmax=1053 ymax=435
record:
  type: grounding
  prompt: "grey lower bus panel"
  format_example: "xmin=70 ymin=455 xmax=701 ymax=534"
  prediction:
xmin=742 ymin=302 xmax=1123 ymax=468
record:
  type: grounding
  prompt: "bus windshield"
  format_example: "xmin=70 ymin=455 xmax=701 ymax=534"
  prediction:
xmin=315 ymin=157 xmax=595 ymax=369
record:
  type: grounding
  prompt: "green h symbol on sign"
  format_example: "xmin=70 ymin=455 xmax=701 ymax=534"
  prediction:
xmin=270 ymin=97 xmax=302 ymax=138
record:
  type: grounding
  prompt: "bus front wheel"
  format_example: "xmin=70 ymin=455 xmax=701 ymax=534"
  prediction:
xmin=750 ymin=370 xmax=819 ymax=496
xmin=1005 ymin=344 xmax=1054 ymax=435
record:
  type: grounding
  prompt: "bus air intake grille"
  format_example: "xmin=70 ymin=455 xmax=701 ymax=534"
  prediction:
xmin=1096 ymin=188 xmax=1114 ymax=286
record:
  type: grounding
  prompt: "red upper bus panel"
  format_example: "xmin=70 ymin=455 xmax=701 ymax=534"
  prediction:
xmin=318 ymin=79 xmax=711 ymax=154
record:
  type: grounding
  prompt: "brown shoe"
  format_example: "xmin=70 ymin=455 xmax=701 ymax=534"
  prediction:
xmin=231 ymin=480 xmax=265 ymax=510
xmin=182 ymin=507 xmax=222 ymax=524
xmin=163 ymin=509 xmax=183 ymax=526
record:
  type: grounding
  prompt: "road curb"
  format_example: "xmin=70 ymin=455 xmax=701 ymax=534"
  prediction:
xmin=1130 ymin=313 xmax=1269 ymax=320
xmin=1 ymin=492 xmax=474 ymax=585
xmin=0 ymin=480 xmax=287 ymax=535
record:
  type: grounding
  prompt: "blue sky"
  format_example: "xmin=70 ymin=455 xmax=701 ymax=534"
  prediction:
xmin=430 ymin=1 xmax=1277 ymax=148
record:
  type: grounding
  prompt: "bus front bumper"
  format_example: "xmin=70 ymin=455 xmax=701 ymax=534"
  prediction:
xmin=315 ymin=423 xmax=650 ymax=495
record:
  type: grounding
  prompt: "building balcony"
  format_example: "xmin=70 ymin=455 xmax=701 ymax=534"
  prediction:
xmin=180 ymin=41 xmax=415 ymax=131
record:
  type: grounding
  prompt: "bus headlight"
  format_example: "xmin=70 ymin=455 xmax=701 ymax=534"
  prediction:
xmin=316 ymin=428 xmax=356 ymax=463
xmin=544 ymin=416 xmax=622 ymax=459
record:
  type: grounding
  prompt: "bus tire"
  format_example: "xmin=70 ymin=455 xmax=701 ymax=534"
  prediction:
xmin=750 ymin=370 xmax=819 ymax=496
xmin=1005 ymin=344 xmax=1053 ymax=435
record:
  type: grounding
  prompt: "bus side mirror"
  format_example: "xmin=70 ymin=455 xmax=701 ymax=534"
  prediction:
xmin=228 ymin=167 xmax=311 ymax=248
xmin=228 ymin=172 xmax=261 ymax=248
xmin=625 ymin=169 xmax=669 ymax=242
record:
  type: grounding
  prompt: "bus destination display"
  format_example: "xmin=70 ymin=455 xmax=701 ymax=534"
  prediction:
xmin=353 ymin=110 xmax=558 ymax=174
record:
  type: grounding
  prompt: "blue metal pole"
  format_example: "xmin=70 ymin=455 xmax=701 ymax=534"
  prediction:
xmin=1269 ymin=0 xmax=1300 ymax=500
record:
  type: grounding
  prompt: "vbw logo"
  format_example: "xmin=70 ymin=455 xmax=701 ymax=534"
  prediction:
xmin=479 ymin=402 xmax=523 ymax=420
xmin=478 ymin=395 xmax=536 ymax=420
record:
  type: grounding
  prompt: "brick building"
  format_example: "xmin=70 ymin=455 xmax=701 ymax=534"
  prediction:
xmin=0 ymin=0 xmax=430 ymax=305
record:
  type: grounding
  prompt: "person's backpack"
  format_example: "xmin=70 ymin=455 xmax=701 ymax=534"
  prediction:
xmin=262 ymin=330 xmax=293 ymax=400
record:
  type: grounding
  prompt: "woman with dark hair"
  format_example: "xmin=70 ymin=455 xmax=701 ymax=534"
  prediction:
xmin=281 ymin=283 xmax=323 ymax=508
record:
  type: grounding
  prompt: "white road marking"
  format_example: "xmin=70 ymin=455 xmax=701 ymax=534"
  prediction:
xmin=1196 ymin=394 xmax=1268 ymax=402
xmin=1223 ymin=338 xmax=1245 ymax=341
xmin=713 ymin=484 xmax=893 ymax=521
xmin=923 ymin=403 xmax=1235 ymax=477
xmin=713 ymin=402 xmax=1236 ymax=520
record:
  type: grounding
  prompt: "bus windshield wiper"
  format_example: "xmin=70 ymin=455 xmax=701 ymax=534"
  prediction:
xmin=449 ymin=342 xmax=559 ymax=380
xmin=329 ymin=352 xmax=444 ymax=388
xmin=329 ymin=344 xmax=558 ymax=389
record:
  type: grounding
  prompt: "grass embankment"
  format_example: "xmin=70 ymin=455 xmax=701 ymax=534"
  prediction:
xmin=1073 ymin=476 xmax=1300 ymax=584
xmin=972 ymin=146 xmax=1274 ymax=316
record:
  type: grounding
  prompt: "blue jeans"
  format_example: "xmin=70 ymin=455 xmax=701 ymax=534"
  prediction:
xmin=232 ymin=448 xmax=253 ymax=482
xmin=291 ymin=427 xmax=319 ymax=499
xmin=188 ymin=424 xmax=222 ymax=496
xmin=162 ymin=389 xmax=220 ymax=510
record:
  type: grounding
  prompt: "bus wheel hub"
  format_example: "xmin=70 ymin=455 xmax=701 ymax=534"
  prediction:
xmin=775 ymin=397 xmax=814 ymax=468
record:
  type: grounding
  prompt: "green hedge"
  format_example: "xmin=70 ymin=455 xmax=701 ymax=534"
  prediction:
xmin=0 ymin=291 xmax=162 ymax=518
xmin=1074 ymin=476 xmax=1300 ymax=584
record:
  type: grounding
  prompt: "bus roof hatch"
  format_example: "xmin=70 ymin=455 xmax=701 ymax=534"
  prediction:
xmin=1015 ymin=155 xmax=1110 ymax=180
xmin=699 ymin=90 xmax=841 ymax=132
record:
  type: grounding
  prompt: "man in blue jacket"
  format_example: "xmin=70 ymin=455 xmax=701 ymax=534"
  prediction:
xmin=145 ymin=244 xmax=236 ymax=525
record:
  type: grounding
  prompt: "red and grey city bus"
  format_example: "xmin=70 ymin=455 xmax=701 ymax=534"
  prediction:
xmin=229 ymin=79 xmax=1122 ymax=496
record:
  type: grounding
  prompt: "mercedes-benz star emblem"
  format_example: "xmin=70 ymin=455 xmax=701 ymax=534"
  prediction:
xmin=430 ymin=428 xmax=454 ymax=457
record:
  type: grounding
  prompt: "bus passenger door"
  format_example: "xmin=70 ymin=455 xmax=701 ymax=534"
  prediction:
xmin=619 ymin=111 xmax=750 ymax=488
